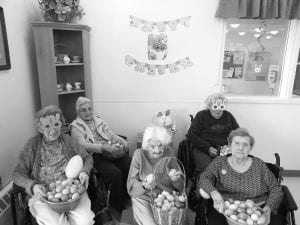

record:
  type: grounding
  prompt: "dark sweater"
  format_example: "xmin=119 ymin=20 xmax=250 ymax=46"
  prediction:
xmin=186 ymin=110 xmax=239 ymax=154
xmin=199 ymin=156 xmax=283 ymax=212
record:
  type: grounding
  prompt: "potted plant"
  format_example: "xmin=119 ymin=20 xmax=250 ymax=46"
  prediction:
xmin=37 ymin=0 xmax=84 ymax=23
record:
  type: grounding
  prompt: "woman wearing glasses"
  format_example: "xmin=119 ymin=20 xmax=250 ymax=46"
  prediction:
xmin=186 ymin=93 xmax=239 ymax=173
xmin=199 ymin=128 xmax=283 ymax=225
xmin=70 ymin=97 xmax=131 ymax=220
xmin=127 ymin=126 xmax=184 ymax=225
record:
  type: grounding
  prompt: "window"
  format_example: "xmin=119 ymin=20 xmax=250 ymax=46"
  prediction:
xmin=221 ymin=19 xmax=289 ymax=96
xmin=292 ymin=50 xmax=300 ymax=98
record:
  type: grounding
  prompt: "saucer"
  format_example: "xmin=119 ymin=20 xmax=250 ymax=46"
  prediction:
xmin=71 ymin=60 xmax=81 ymax=63
xmin=57 ymin=88 xmax=63 ymax=92
xmin=74 ymin=87 xmax=82 ymax=90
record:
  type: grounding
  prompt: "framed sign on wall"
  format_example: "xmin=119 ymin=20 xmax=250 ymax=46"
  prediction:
xmin=0 ymin=7 xmax=11 ymax=70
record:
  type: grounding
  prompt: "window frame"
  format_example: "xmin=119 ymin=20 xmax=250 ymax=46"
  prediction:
xmin=218 ymin=19 xmax=300 ymax=103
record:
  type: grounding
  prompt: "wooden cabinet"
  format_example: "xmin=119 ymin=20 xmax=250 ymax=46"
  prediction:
xmin=32 ymin=22 xmax=92 ymax=123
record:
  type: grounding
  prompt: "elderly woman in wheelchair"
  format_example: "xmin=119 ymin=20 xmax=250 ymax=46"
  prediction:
xmin=198 ymin=128 xmax=284 ymax=225
xmin=127 ymin=125 xmax=184 ymax=225
xmin=13 ymin=105 xmax=94 ymax=225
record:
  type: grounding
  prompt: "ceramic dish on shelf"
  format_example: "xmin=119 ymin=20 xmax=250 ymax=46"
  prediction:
xmin=71 ymin=60 xmax=81 ymax=63
xmin=57 ymin=88 xmax=63 ymax=92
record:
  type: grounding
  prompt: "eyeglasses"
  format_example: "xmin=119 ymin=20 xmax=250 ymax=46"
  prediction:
xmin=79 ymin=107 xmax=93 ymax=113
xmin=211 ymin=103 xmax=226 ymax=111
xmin=232 ymin=141 xmax=250 ymax=148
xmin=149 ymin=144 xmax=164 ymax=150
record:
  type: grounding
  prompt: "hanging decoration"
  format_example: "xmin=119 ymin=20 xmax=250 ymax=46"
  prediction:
xmin=129 ymin=15 xmax=191 ymax=32
xmin=125 ymin=55 xmax=193 ymax=75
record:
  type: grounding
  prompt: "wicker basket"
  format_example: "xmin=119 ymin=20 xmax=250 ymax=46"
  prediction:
xmin=45 ymin=192 xmax=82 ymax=214
xmin=151 ymin=157 xmax=187 ymax=225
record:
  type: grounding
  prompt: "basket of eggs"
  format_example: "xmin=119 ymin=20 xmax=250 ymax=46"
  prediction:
xmin=43 ymin=155 xmax=86 ymax=214
xmin=223 ymin=199 xmax=270 ymax=225
xmin=150 ymin=157 xmax=187 ymax=225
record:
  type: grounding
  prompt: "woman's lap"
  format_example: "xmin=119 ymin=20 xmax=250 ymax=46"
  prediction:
xmin=131 ymin=197 xmax=157 ymax=225
xmin=29 ymin=192 xmax=94 ymax=225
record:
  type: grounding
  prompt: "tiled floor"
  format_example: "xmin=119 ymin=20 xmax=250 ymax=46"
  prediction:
xmin=116 ymin=205 xmax=196 ymax=225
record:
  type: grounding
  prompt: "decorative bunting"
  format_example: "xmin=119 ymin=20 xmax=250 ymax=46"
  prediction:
xmin=129 ymin=16 xmax=191 ymax=32
xmin=125 ymin=55 xmax=193 ymax=75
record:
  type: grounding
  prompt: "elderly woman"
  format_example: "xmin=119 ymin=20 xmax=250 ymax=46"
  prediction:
xmin=70 ymin=97 xmax=131 ymax=218
xmin=187 ymin=93 xmax=239 ymax=173
xmin=127 ymin=125 xmax=184 ymax=225
xmin=199 ymin=128 xmax=283 ymax=225
xmin=13 ymin=105 xmax=94 ymax=225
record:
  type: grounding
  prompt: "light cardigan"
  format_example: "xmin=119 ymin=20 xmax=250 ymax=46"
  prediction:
xmin=70 ymin=116 xmax=124 ymax=144
xmin=13 ymin=134 xmax=93 ymax=196
xmin=127 ymin=147 xmax=184 ymax=201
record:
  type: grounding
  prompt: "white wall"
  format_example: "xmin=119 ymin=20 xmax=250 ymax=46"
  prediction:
xmin=0 ymin=0 xmax=41 ymax=186
xmin=79 ymin=0 xmax=299 ymax=221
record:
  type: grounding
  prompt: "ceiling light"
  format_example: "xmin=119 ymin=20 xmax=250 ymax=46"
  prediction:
xmin=254 ymin=34 xmax=260 ymax=38
xmin=254 ymin=28 xmax=261 ymax=32
xmin=266 ymin=35 xmax=272 ymax=39
xmin=270 ymin=30 xmax=279 ymax=35
xmin=238 ymin=32 xmax=246 ymax=36
xmin=230 ymin=24 xmax=240 ymax=28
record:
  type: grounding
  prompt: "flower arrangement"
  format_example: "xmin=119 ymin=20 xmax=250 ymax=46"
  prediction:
xmin=38 ymin=0 xmax=84 ymax=23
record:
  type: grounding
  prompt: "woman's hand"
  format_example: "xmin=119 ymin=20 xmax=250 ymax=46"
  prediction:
xmin=79 ymin=172 xmax=89 ymax=189
xmin=32 ymin=184 xmax=46 ymax=199
xmin=263 ymin=205 xmax=271 ymax=219
xmin=142 ymin=174 xmax=156 ymax=189
xmin=209 ymin=147 xmax=218 ymax=158
xmin=210 ymin=190 xmax=225 ymax=213
xmin=168 ymin=169 xmax=181 ymax=181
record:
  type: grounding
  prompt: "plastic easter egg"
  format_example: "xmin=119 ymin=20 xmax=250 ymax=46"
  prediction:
xmin=65 ymin=155 xmax=83 ymax=179
xmin=257 ymin=215 xmax=267 ymax=225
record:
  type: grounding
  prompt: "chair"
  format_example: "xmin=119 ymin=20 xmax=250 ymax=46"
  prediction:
xmin=196 ymin=153 xmax=298 ymax=225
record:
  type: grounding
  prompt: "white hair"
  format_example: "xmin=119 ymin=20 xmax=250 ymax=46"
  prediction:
xmin=75 ymin=97 xmax=92 ymax=114
xmin=205 ymin=93 xmax=227 ymax=109
xmin=142 ymin=125 xmax=172 ymax=149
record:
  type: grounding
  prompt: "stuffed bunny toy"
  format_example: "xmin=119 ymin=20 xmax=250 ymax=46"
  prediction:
xmin=152 ymin=109 xmax=176 ymax=136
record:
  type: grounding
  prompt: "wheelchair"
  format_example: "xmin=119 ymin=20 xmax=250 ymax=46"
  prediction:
xmin=177 ymin=137 xmax=298 ymax=225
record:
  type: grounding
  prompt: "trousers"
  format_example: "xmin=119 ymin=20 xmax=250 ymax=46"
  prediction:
xmin=93 ymin=153 xmax=131 ymax=211
xmin=132 ymin=197 xmax=157 ymax=225
xmin=29 ymin=192 xmax=94 ymax=225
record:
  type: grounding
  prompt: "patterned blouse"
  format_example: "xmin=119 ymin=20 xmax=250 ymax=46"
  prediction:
xmin=38 ymin=141 xmax=68 ymax=185
xmin=198 ymin=156 xmax=283 ymax=212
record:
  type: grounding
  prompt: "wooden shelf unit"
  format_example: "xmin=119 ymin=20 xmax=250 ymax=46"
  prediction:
xmin=32 ymin=22 xmax=92 ymax=123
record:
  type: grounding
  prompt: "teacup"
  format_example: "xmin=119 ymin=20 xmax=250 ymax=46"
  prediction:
xmin=57 ymin=84 xmax=63 ymax=90
xmin=65 ymin=83 xmax=72 ymax=91
xmin=72 ymin=56 xmax=81 ymax=62
xmin=74 ymin=82 xmax=82 ymax=89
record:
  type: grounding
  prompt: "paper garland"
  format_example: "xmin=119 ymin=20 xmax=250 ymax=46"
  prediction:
xmin=130 ymin=15 xmax=191 ymax=32
xmin=125 ymin=55 xmax=193 ymax=75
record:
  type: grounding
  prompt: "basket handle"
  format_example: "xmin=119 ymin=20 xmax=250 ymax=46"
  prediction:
xmin=150 ymin=156 xmax=186 ymax=195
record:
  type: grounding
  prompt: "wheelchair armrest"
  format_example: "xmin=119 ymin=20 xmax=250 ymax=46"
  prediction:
xmin=117 ymin=135 xmax=127 ymax=141
xmin=282 ymin=185 xmax=298 ymax=211
xmin=10 ymin=183 xmax=26 ymax=195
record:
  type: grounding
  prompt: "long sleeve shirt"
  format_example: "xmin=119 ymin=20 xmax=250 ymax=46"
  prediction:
xmin=13 ymin=134 xmax=93 ymax=196
xmin=199 ymin=156 xmax=283 ymax=213
xmin=187 ymin=110 xmax=239 ymax=154
xmin=127 ymin=147 xmax=184 ymax=201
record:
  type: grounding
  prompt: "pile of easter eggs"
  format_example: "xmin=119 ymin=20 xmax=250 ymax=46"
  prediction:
xmin=46 ymin=178 xmax=85 ymax=202
xmin=223 ymin=199 xmax=268 ymax=225
xmin=153 ymin=190 xmax=187 ymax=212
